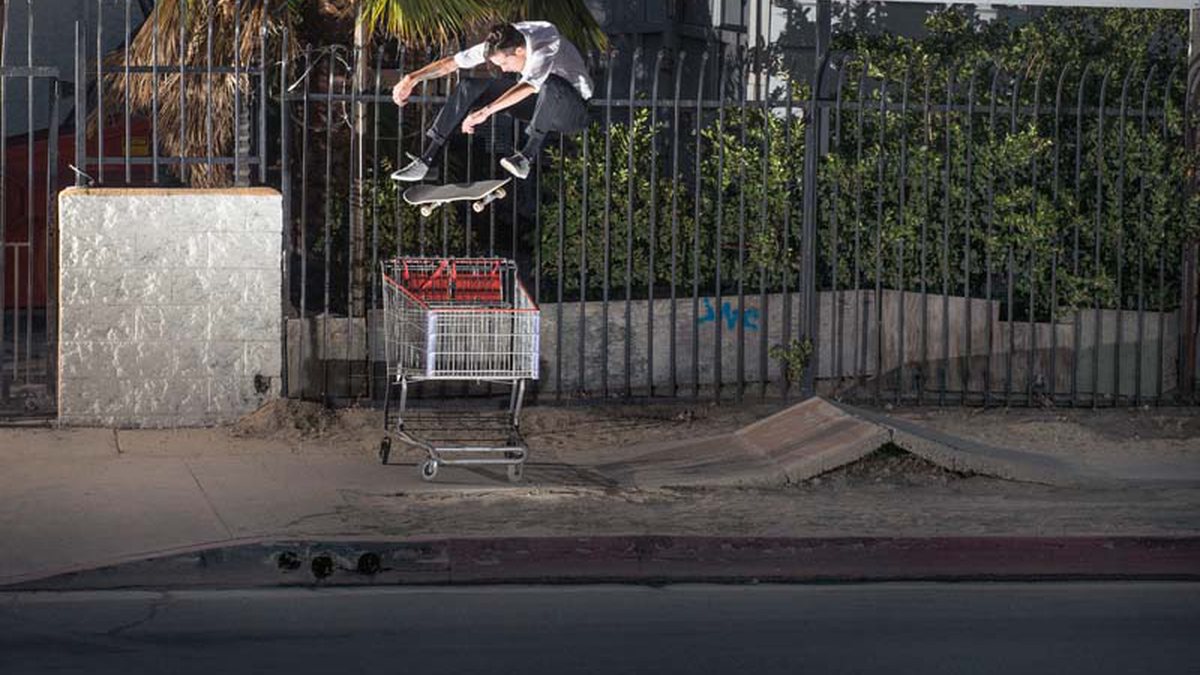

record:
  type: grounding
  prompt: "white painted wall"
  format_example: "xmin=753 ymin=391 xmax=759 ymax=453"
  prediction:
xmin=57 ymin=187 xmax=282 ymax=427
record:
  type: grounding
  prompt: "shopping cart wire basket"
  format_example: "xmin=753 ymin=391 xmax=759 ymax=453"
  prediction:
xmin=378 ymin=257 xmax=540 ymax=482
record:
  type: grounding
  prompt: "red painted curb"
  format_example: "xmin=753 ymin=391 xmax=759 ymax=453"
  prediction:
xmin=10 ymin=536 xmax=1199 ymax=590
xmin=442 ymin=536 xmax=1200 ymax=583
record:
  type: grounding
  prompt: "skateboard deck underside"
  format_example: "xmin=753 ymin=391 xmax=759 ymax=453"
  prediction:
xmin=403 ymin=179 xmax=510 ymax=205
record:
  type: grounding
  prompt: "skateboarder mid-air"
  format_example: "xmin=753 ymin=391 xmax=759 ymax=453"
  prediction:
xmin=390 ymin=21 xmax=593 ymax=181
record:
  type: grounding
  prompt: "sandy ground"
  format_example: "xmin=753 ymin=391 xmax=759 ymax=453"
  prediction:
xmin=208 ymin=399 xmax=1200 ymax=539
xmin=888 ymin=407 xmax=1200 ymax=460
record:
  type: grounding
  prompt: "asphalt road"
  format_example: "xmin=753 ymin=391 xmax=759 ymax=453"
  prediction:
xmin=2 ymin=582 xmax=1197 ymax=674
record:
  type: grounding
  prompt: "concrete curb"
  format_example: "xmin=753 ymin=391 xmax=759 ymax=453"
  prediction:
xmin=9 ymin=536 xmax=1200 ymax=590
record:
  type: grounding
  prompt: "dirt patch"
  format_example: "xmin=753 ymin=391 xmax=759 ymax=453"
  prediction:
xmin=521 ymin=401 xmax=782 ymax=461
xmin=231 ymin=399 xmax=338 ymax=439
xmin=804 ymin=443 xmax=971 ymax=489
xmin=231 ymin=399 xmax=380 ymax=443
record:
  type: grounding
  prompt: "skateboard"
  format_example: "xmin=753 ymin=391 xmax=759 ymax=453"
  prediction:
xmin=402 ymin=179 xmax=511 ymax=218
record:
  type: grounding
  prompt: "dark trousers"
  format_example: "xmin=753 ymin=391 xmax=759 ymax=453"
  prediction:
xmin=424 ymin=74 xmax=589 ymax=162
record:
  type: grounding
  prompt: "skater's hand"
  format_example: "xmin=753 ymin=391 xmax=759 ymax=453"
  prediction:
xmin=462 ymin=109 xmax=490 ymax=135
xmin=392 ymin=75 xmax=416 ymax=107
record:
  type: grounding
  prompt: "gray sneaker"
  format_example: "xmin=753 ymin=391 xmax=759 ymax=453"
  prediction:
xmin=500 ymin=152 xmax=531 ymax=180
xmin=390 ymin=155 xmax=429 ymax=182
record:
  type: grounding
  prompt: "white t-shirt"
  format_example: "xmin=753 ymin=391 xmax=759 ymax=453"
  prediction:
xmin=454 ymin=21 xmax=594 ymax=100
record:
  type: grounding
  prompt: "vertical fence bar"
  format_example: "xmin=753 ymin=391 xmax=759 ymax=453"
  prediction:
xmin=1157 ymin=70 xmax=1172 ymax=404
xmin=280 ymin=26 xmax=291 ymax=398
xmin=178 ymin=0 xmax=187 ymax=183
xmin=578 ymin=108 xmax=590 ymax=394
xmin=1072 ymin=66 xmax=1091 ymax=407
xmin=418 ymin=58 xmax=428 ymax=255
xmin=347 ymin=30 xmax=362 ymax=399
xmin=896 ymin=68 xmax=910 ymax=403
xmin=714 ymin=50 xmax=728 ymax=403
xmin=602 ymin=51 xmax=614 ymax=398
xmin=692 ymin=49 xmax=708 ymax=399
xmin=940 ymin=66 xmax=952 ymax=405
xmin=669 ymin=51 xmax=685 ymax=396
xmin=961 ymin=69 xmax=975 ymax=404
xmin=781 ymin=70 xmax=795 ymax=398
xmin=984 ymin=68 xmax=1001 ymax=407
xmin=556 ymin=133 xmax=565 ymax=398
xmin=370 ymin=45 xmax=382 ymax=398
xmin=259 ymin=16 xmax=268 ymax=185
xmin=624 ymin=47 xmax=639 ymax=397
xmin=510 ymin=120 xmax=518 ymax=262
xmin=873 ymin=76 xmax=888 ymax=404
xmin=1028 ymin=70 xmax=1044 ymax=406
xmin=298 ymin=46 xmax=311 ymax=398
xmin=46 ymin=80 xmax=61 ymax=397
xmin=757 ymin=12 xmax=771 ymax=400
xmin=854 ymin=60 xmax=868 ymax=397
xmin=1093 ymin=71 xmax=1110 ymax=408
xmin=151 ymin=1 xmax=159 ymax=182
xmin=394 ymin=44 xmax=404 ymax=259
xmin=648 ymin=49 xmax=664 ymax=396
xmin=1136 ymin=66 xmax=1157 ymax=406
xmin=321 ymin=55 xmax=335 ymax=402
xmin=484 ymin=98 xmax=495 ymax=254
xmin=832 ymin=61 xmax=849 ymax=391
xmin=735 ymin=50 xmax=747 ymax=402
xmin=75 ymin=21 xmax=85 ymax=186
xmin=918 ymin=68 xmax=931 ymax=404
xmin=22 ymin=0 xmax=36 ymax=375
xmin=1006 ymin=70 xmax=1023 ymax=405
xmin=1051 ymin=66 xmax=1070 ymax=404
xmin=96 ymin=0 xmax=104 ymax=183
xmin=1114 ymin=70 xmax=1132 ymax=405
xmin=123 ymin=0 xmax=130 ymax=183
xmin=206 ymin=0 xmax=213 ymax=165
xmin=234 ymin=0 xmax=243 ymax=184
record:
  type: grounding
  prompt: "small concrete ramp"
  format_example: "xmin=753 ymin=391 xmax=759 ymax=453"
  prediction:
xmin=593 ymin=397 xmax=889 ymax=487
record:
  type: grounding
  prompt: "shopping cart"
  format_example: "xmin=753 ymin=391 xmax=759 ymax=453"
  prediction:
xmin=378 ymin=257 xmax=540 ymax=482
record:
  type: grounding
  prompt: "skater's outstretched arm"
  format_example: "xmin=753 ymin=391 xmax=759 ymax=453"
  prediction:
xmin=392 ymin=56 xmax=459 ymax=107
xmin=461 ymin=82 xmax=536 ymax=135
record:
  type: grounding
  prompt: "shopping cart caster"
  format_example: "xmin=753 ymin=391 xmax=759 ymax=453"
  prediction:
xmin=378 ymin=438 xmax=391 ymax=465
xmin=420 ymin=460 xmax=439 ymax=481
xmin=506 ymin=463 xmax=524 ymax=483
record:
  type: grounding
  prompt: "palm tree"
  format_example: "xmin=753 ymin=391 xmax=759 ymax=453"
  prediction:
xmin=100 ymin=0 xmax=605 ymax=187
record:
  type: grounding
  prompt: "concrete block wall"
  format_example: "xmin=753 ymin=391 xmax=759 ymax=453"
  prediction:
xmin=284 ymin=291 xmax=1184 ymax=401
xmin=58 ymin=188 xmax=283 ymax=427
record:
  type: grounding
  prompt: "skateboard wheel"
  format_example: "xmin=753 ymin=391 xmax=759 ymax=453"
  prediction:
xmin=507 ymin=463 xmax=524 ymax=483
xmin=420 ymin=205 xmax=434 ymax=218
xmin=472 ymin=201 xmax=486 ymax=213
xmin=495 ymin=188 xmax=506 ymax=200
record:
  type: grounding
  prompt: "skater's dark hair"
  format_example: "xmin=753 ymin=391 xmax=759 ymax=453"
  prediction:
xmin=484 ymin=23 xmax=525 ymax=56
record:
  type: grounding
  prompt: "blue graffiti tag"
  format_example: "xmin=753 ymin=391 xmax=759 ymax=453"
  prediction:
xmin=697 ymin=298 xmax=760 ymax=331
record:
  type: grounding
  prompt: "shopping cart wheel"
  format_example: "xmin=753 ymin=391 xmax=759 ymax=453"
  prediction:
xmin=506 ymin=463 xmax=523 ymax=483
xmin=420 ymin=460 xmax=439 ymax=481
xmin=378 ymin=438 xmax=391 ymax=465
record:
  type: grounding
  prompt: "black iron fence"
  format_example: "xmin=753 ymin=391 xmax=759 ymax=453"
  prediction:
xmin=0 ymin=2 xmax=63 ymax=417
xmin=277 ymin=36 xmax=1200 ymax=407
xmin=4 ymin=0 xmax=1198 ymax=416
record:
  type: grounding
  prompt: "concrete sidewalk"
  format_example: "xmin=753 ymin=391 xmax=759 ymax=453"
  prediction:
xmin=2 ymin=399 xmax=1198 ymax=587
